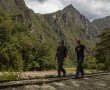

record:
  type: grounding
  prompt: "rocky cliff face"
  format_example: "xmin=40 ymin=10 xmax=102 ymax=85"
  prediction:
xmin=43 ymin=4 xmax=97 ymax=44
xmin=0 ymin=0 xmax=98 ymax=49
xmin=92 ymin=16 xmax=110 ymax=33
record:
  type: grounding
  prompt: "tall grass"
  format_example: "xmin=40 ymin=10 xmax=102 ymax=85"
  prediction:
xmin=0 ymin=72 xmax=22 ymax=81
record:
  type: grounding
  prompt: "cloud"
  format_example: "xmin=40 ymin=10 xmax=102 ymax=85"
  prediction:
xmin=24 ymin=0 xmax=110 ymax=21
xmin=25 ymin=0 xmax=63 ymax=14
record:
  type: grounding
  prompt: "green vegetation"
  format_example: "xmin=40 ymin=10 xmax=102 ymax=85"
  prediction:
xmin=83 ymin=56 xmax=97 ymax=70
xmin=95 ymin=28 xmax=110 ymax=71
xmin=83 ymin=56 xmax=105 ymax=71
xmin=0 ymin=12 xmax=56 ymax=71
xmin=0 ymin=72 xmax=20 ymax=80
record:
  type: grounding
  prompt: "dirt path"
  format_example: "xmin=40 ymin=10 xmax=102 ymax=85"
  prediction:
xmin=2 ymin=73 xmax=110 ymax=90
xmin=21 ymin=70 xmax=74 ymax=78
xmin=21 ymin=71 xmax=57 ymax=78
xmin=0 ymin=69 xmax=75 ymax=79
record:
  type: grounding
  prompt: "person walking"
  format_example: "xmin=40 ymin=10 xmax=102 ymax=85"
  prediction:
xmin=72 ymin=40 xmax=87 ymax=79
xmin=55 ymin=40 xmax=68 ymax=77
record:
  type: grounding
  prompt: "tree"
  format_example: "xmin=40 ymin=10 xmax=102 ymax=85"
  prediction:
xmin=95 ymin=28 xmax=110 ymax=71
xmin=0 ymin=12 xmax=56 ymax=71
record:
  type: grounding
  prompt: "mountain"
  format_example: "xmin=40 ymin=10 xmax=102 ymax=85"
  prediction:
xmin=0 ymin=0 xmax=98 ymax=49
xmin=43 ymin=4 xmax=97 ymax=48
xmin=92 ymin=16 xmax=110 ymax=33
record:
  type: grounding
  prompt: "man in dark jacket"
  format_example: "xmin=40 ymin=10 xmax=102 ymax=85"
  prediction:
xmin=55 ymin=40 xmax=68 ymax=77
xmin=73 ymin=40 xmax=86 ymax=78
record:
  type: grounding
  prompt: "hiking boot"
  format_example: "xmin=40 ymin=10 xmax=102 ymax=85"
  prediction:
xmin=74 ymin=76 xmax=79 ymax=79
xmin=63 ymin=72 xmax=66 ymax=77
xmin=81 ymin=74 xmax=84 ymax=78
xmin=57 ymin=75 xmax=61 ymax=77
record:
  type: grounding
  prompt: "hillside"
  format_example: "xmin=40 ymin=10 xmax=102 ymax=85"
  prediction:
xmin=92 ymin=16 xmax=110 ymax=33
xmin=0 ymin=0 xmax=98 ymax=50
xmin=0 ymin=0 xmax=59 ymax=49
xmin=0 ymin=0 xmax=28 ymax=15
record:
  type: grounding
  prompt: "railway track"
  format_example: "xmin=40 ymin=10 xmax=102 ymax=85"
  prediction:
xmin=0 ymin=72 xmax=109 ymax=89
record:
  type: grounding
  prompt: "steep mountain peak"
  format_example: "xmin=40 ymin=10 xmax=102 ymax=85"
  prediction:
xmin=62 ymin=4 xmax=81 ymax=17
xmin=63 ymin=4 xmax=77 ymax=11
xmin=66 ymin=4 xmax=73 ymax=8
xmin=43 ymin=4 xmax=97 ymax=43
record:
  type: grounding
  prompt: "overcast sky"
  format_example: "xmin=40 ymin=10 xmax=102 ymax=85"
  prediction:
xmin=24 ymin=0 xmax=110 ymax=21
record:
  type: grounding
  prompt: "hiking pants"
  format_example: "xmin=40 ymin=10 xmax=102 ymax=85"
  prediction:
xmin=75 ymin=56 xmax=84 ymax=77
xmin=57 ymin=56 xmax=66 ymax=75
